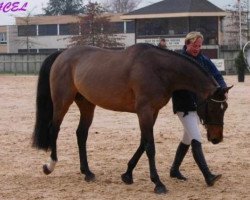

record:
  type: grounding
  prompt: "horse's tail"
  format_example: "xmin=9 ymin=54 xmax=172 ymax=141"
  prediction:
xmin=32 ymin=50 xmax=63 ymax=151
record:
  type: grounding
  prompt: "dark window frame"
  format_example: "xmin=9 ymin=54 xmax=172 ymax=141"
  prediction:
xmin=39 ymin=49 xmax=58 ymax=53
xmin=18 ymin=49 xmax=38 ymax=53
xmin=136 ymin=18 xmax=189 ymax=38
xmin=126 ymin=21 xmax=135 ymax=33
xmin=18 ymin=25 xmax=37 ymax=36
xmin=189 ymin=17 xmax=218 ymax=45
xmin=38 ymin=24 xmax=57 ymax=36
xmin=0 ymin=32 xmax=7 ymax=44
xmin=59 ymin=23 xmax=79 ymax=35
xmin=112 ymin=22 xmax=124 ymax=34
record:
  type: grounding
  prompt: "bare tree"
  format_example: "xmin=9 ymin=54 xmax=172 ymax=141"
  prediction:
xmin=223 ymin=0 xmax=248 ymax=48
xmin=70 ymin=2 xmax=124 ymax=48
xmin=103 ymin=0 xmax=141 ymax=13
xmin=15 ymin=13 xmax=40 ymax=53
xmin=9 ymin=8 xmax=41 ymax=53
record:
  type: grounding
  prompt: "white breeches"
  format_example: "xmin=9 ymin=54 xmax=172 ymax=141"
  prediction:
xmin=177 ymin=111 xmax=202 ymax=145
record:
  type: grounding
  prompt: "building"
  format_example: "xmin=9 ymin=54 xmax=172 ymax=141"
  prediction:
xmin=121 ymin=0 xmax=226 ymax=58
xmin=1 ymin=0 xmax=231 ymax=58
xmin=8 ymin=14 xmax=135 ymax=53
xmin=0 ymin=26 xmax=8 ymax=53
xmin=221 ymin=6 xmax=248 ymax=48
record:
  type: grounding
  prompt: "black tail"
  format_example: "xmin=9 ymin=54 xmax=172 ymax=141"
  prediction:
xmin=32 ymin=50 xmax=63 ymax=151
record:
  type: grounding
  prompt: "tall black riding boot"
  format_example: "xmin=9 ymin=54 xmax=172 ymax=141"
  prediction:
xmin=170 ymin=142 xmax=190 ymax=180
xmin=191 ymin=140 xmax=222 ymax=186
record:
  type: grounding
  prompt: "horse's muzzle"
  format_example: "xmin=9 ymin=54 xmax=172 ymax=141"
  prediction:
xmin=211 ymin=138 xmax=222 ymax=144
xmin=207 ymin=125 xmax=223 ymax=145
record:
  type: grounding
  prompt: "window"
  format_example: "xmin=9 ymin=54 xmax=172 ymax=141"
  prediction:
xmin=60 ymin=24 xmax=79 ymax=35
xmin=18 ymin=25 xmax=36 ymax=36
xmin=39 ymin=49 xmax=58 ymax=53
xmin=189 ymin=17 xmax=218 ymax=45
xmin=0 ymin=32 xmax=7 ymax=44
xmin=136 ymin=18 xmax=188 ymax=37
xmin=38 ymin=24 xmax=57 ymax=36
xmin=126 ymin=21 xmax=135 ymax=33
xmin=112 ymin=22 xmax=124 ymax=34
xmin=18 ymin=49 xmax=37 ymax=53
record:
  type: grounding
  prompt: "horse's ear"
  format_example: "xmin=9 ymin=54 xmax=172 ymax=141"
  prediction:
xmin=223 ymin=85 xmax=233 ymax=93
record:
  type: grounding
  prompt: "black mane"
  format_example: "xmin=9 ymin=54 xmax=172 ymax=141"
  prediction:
xmin=140 ymin=43 xmax=211 ymax=77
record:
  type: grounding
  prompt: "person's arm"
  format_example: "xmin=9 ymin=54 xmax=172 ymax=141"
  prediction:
xmin=204 ymin=57 xmax=227 ymax=88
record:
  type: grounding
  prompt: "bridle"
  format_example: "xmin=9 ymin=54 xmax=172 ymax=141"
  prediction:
xmin=210 ymin=98 xmax=227 ymax=103
xmin=198 ymin=97 xmax=227 ymax=126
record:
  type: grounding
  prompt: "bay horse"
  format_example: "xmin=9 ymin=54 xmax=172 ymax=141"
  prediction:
xmin=32 ymin=43 xmax=228 ymax=194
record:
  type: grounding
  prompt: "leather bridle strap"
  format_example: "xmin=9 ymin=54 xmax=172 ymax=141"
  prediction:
xmin=201 ymin=98 xmax=227 ymax=126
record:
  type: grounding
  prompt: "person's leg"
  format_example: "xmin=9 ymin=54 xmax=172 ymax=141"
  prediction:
xmin=181 ymin=129 xmax=192 ymax=145
xmin=170 ymin=112 xmax=198 ymax=180
xmin=191 ymin=139 xmax=222 ymax=186
xmin=170 ymin=140 xmax=190 ymax=180
xmin=174 ymin=111 xmax=221 ymax=186
xmin=177 ymin=112 xmax=202 ymax=143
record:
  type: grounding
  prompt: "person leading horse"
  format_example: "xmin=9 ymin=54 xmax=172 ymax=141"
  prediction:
xmin=170 ymin=31 xmax=228 ymax=186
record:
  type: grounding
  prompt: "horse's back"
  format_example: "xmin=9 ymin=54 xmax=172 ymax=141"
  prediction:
xmin=50 ymin=45 xmax=144 ymax=111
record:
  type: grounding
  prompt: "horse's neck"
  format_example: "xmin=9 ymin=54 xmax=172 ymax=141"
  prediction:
xmin=158 ymin=53 xmax=214 ymax=97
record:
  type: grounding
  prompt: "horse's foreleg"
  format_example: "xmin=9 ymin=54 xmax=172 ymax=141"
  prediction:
xmin=75 ymin=96 xmax=96 ymax=182
xmin=121 ymin=138 xmax=145 ymax=184
xmin=137 ymin=106 xmax=167 ymax=194
xmin=121 ymin=110 xmax=159 ymax=185
xmin=145 ymin=139 xmax=167 ymax=194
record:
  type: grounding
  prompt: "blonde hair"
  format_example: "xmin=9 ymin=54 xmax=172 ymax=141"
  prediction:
xmin=185 ymin=32 xmax=204 ymax=45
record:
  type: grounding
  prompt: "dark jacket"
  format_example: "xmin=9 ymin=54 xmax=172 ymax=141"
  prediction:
xmin=172 ymin=46 xmax=227 ymax=114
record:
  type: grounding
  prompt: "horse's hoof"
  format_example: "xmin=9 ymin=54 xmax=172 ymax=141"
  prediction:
xmin=121 ymin=173 xmax=133 ymax=184
xmin=84 ymin=173 xmax=96 ymax=182
xmin=206 ymin=174 xmax=222 ymax=186
xmin=43 ymin=164 xmax=52 ymax=175
xmin=154 ymin=184 xmax=168 ymax=194
xmin=80 ymin=168 xmax=86 ymax=175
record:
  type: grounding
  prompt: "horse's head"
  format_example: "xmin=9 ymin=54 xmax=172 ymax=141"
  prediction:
xmin=197 ymin=86 xmax=233 ymax=144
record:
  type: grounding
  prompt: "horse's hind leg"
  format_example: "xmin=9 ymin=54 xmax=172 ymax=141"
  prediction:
xmin=75 ymin=93 xmax=96 ymax=181
xmin=43 ymin=122 xmax=60 ymax=175
xmin=43 ymin=97 xmax=74 ymax=175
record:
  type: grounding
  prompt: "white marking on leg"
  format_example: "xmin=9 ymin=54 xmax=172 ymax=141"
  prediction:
xmin=46 ymin=159 xmax=57 ymax=172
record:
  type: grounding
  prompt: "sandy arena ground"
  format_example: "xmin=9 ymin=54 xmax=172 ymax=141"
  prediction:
xmin=0 ymin=75 xmax=249 ymax=200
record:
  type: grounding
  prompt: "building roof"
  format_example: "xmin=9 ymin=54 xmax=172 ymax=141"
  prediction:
xmin=121 ymin=0 xmax=226 ymax=20
xmin=16 ymin=15 xmax=79 ymax=25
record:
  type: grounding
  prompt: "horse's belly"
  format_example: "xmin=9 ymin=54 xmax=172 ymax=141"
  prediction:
xmin=80 ymin=89 xmax=136 ymax=113
xmin=92 ymin=97 xmax=136 ymax=112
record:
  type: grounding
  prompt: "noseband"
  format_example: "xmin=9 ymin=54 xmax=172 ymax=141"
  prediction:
xmin=210 ymin=98 xmax=227 ymax=103
xmin=198 ymin=97 xmax=227 ymax=126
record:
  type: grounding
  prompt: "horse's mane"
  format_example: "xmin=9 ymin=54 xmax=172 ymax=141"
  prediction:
xmin=136 ymin=43 xmax=211 ymax=77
